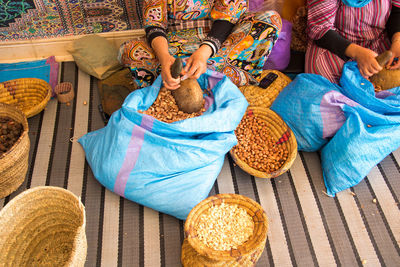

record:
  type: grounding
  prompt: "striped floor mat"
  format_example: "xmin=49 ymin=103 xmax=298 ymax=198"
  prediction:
xmin=1 ymin=62 xmax=399 ymax=266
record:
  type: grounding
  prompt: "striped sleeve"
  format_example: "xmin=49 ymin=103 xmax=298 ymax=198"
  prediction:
xmin=307 ymin=0 xmax=340 ymax=40
xmin=394 ymin=0 xmax=400 ymax=8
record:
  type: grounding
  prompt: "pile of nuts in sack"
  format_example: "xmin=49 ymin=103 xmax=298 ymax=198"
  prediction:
xmin=139 ymin=87 xmax=205 ymax=123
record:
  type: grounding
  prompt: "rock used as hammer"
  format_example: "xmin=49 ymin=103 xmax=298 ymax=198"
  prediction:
xmin=370 ymin=50 xmax=400 ymax=91
xmin=168 ymin=57 xmax=204 ymax=113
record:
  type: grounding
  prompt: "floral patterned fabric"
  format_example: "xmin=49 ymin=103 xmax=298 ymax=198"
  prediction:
xmin=119 ymin=0 xmax=281 ymax=88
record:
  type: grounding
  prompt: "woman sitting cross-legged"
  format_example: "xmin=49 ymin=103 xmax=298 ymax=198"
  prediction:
xmin=118 ymin=0 xmax=282 ymax=89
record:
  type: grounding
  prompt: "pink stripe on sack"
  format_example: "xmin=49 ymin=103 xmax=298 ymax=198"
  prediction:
xmin=113 ymin=115 xmax=154 ymax=196
xmin=46 ymin=56 xmax=59 ymax=95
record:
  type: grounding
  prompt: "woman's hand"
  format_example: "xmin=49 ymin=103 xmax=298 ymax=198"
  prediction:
xmin=151 ymin=36 xmax=180 ymax=90
xmin=159 ymin=55 xmax=181 ymax=90
xmin=387 ymin=33 xmax=400 ymax=70
xmin=182 ymin=45 xmax=213 ymax=80
xmin=345 ymin=43 xmax=382 ymax=79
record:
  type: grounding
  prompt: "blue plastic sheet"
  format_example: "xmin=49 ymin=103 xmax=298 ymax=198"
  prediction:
xmin=79 ymin=70 xmax=248 ymax=219
xmin=271 ymin=62 xmax=400 ymax=196
xmin=0 ymin=57 xmax=59 ymax=92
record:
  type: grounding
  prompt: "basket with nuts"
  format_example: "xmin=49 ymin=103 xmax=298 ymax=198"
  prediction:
xmin=230 ymin=106 xmax=297 ymax=178
xmin=0 ymin=117 xmax=23 ymax=157
xmin=0 ymin=102 xmax=30 ymax=198
xmin=181 ymin=194 xmax=268 ymax=267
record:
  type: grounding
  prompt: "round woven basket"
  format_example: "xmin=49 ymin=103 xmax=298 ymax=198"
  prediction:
xmin=182 ymin=194 xmax=268 ymax=267
xmin=0 ymin=186 xmax=87 ymax=266
xmin=55 ymin=82 xmax=75 ymax=103
xmin=0 ymin=78 xmax=52 ymax=118
xmin=230 ymin=106 xmax=297 ymax=178
xmin=0 ymin=102 xmax=30 ymax=198
xmin=239 ymin=70 xmax=291 ymax=108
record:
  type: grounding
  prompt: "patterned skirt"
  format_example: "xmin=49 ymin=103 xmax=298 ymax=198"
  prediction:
xmin=118 ymin=10 xmax=281 ymax=88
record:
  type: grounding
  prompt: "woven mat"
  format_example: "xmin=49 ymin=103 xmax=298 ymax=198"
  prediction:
xmin=1 ymin=62 xmax=399 ymax=266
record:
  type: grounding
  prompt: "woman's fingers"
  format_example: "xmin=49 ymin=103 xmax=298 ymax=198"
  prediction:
xmin=163 ymin=76 xmax=180 ymax=90
xmin=359 ymin=59 xmax=382 ymax=79
xmin=192 ymin=65 xmax=206 ymax=79
xmin=185 ymin=62 xmax=198 ymax=79
xmin=160 ymin=57 xmax=181 ymax=90
xmin=388 ymin=57 xmax=400 ymax=69
xmin=183 ymin=62 xmax=206 ymax=80
xmin=161 ymin=72 xmax=180 ymax=90
xmin=386 ymin=56 xmax=395 ymax=68
xmin=360 ymin=66 xmax=371 ymax=78
xmin=360 ymin=69 xmax=369 ymax=79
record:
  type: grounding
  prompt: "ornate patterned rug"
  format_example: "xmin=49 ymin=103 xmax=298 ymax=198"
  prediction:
xmin=0 ymin=0 xmax=143 ymax=42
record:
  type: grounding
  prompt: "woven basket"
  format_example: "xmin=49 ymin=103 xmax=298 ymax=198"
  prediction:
xmin=230 ymin=106 xmax=297 ymax=178
xmin=0 ymin=102 xmax=30 ymax=198
xmin=0 ymin=186 xmax=87 ymax=266
xmin=0 ymin=78 xmax=52 ymax=118
xmin=182 ymin=194 xmax=268 ymax=267
xmin=239 ymin=70 xmax=291 ymax=108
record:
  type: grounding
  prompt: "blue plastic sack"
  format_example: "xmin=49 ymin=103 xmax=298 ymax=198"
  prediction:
xmin=270 ymin=73 xmax=346 ymax=151
xmin=322 ymin=62 xmax=400 ymax=195
xmin=78 ymin=70 xmax=248 ymax=220
xmin=271 ymin=62 xmax=400 ymax=196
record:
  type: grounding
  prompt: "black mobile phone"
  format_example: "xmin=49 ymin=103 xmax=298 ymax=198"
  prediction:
xmin=259 ymin=72 xmax=278 ymax=89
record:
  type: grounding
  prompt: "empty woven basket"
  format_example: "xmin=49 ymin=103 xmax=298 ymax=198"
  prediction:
xmin=182 ymin=194 xmax=268 ymax=267
xmin=0 ymin=102 xmax=29 ymax=198
xmin=0 ymin=186 xmax=87 ymax=266
xmin=230 ymin=106 xmax=297 ymax=178
xmin=0 ymin=78 xmax=52 ymax=118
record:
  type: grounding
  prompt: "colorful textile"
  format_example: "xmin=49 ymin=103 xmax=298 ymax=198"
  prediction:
xmin=143 ymin=0 xmax=247 ymax=28
xmin=0 ymin=56 xmax=59 ymax=93
xmin=305 ymin=0 xmax=400 ymax=83
xmin=119 ymin=1 xmax=281 ymax=88
xmin=0 ymin=0 xmax=143 ymax=42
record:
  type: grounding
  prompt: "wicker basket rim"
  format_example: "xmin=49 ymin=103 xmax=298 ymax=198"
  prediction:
xmin=0 ymin=78 xmax=52 ymax=118
xmin=1 ymin=77 xmax=50 ymax=83
xmin=184 ymin=193 xmax=268 ymax=260
xmin=0 ymin=103 xmax=29 ymax=161
xmin=0 ymin=186 xmax=86 ymax=265
xmin=230 ymin=106 xmax=298 ymax=178
xmin=0 ymin=186 xmax=87 ymax=234
xmin=0 ymin=186 xmax=86 ymax=266
xmin=0 ymin=186 xmax=86 ymax=223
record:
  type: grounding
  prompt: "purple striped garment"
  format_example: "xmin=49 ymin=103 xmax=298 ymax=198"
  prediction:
xmin=305 ymin=0 xmax=400 ymax=83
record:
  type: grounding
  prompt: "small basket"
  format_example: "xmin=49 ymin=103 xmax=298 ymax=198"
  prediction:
xmin=0 ymin=186 xmax=87 ymax=266
xmin=230 ymin=106 xmax=297 ymax=178
xmin=182 ymin=194 xmax=268 ymax=267
xmin=0 ymin=102 xmax=30 ymax=198
xmin=0 ymin=78 xmax=52 ymax=118
xmin=239 ymin=70 xmax=291 ymax=108
xmin=55 ymin=82 xmax=75 ymax=103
